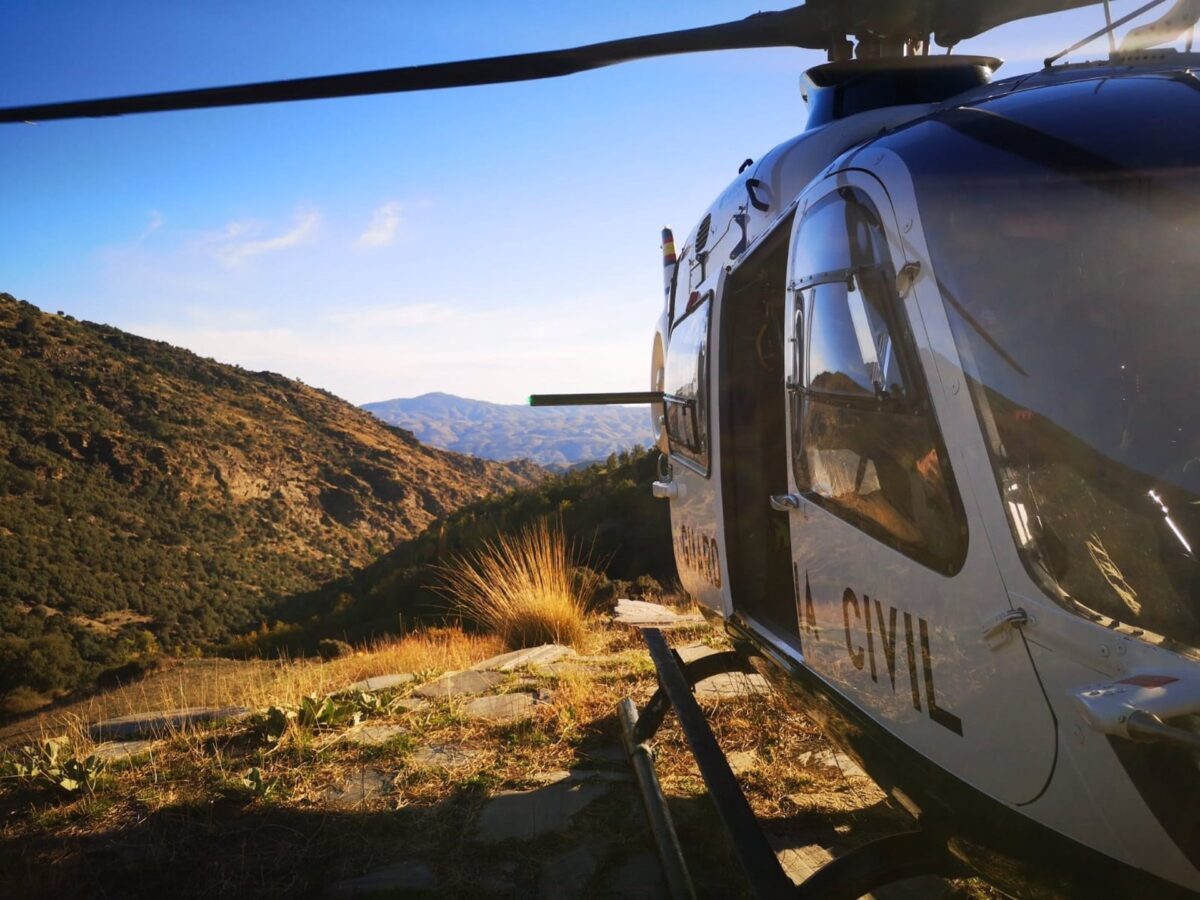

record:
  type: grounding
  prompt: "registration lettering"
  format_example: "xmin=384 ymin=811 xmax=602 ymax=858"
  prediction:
xmin=834 ymin=585 xmax=962 ymax=737
xmin=675 ymin=524 xmax=721 ymax=588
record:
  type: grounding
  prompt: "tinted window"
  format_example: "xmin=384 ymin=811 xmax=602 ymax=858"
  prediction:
xmin=892 ymin=96 xmax=1200 ymax=648
xmin=665 ymin=296 xmax=711 ymax=472
xmin=792 ymin=188 xmax=965 ymax=572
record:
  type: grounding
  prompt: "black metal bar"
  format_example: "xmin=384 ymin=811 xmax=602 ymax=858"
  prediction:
xmin=528 ymin=391 xmax=663 ymax=407
xmin=641 ymin=628 xmax=796 ymax=899
xmin=618 ymin=698 xmax=697 ymax=900
xmin=793 ymin=830 xmax=965 ymax=899
xmin=634 ymin=650 xmax=755 ymax=745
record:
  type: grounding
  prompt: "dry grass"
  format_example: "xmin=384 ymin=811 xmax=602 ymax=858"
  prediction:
xmin=436 ymin=519 xmax=593 ymax=649
xmin=0 ymin=614 xmax=1004 ymax=899
xmin=0 ymin=627 xmax=503 ymax=748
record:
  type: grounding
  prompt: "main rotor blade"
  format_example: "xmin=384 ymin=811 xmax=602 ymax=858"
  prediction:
xmin=0 ymin=6 xmax=828 ymax=123
xmin=932 ymin=0 xmax=1121 ymax=45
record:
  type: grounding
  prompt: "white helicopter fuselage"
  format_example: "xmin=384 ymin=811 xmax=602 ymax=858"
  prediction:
xmin=654 ymin=54 xmax=1200 ymax=897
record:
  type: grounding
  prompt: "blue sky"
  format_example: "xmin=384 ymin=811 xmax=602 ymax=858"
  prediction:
xmin=0 ymin=1 xmax=1160 ymax=404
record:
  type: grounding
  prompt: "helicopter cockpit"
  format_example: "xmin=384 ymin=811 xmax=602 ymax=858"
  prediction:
xmin=879 ymin=72 xmax=1200 ymax=654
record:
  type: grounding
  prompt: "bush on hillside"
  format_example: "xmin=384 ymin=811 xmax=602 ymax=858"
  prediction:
xmin=317 ymin=638 xmax=353 ymax=661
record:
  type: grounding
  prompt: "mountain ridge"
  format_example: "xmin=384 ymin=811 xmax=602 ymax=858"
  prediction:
xmin=0 ymin=293 xmax=541 ymax=709
xmin=362 ymin=391 xmax=650 ymax=466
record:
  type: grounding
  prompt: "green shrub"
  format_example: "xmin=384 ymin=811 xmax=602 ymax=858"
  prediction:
xmin=316 ymin=638 xmax=353 ymax=661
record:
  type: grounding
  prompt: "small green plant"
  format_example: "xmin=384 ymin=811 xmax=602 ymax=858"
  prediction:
xmin=1 ymin=737 xmax=106 ymax=794
xmin=240 ymin=766 xmax=278 ymax=799
xmin=254 ymin=688 xmax=402 ymax=748
xmin=258 ymin=706 xmax=295 ymax=745
xmin=340 ymin=690 xmax=392 ymax=716
xmin=297 ymin=694 xmax=361 ymax=729
xmin=412 ymin=666 xmax=441 ymax=685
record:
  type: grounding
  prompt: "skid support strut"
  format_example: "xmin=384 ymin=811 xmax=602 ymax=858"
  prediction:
xmin=620 ymin=627 xmax=966 ymax=899
xmin=619 ymin=627 xmax=795 ymax=899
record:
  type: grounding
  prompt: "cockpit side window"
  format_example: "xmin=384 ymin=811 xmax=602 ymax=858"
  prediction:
xmin=665 ymin=294 xmax=711 ymax=474
xmin=791 ymin=188 xmax=966 ymax=573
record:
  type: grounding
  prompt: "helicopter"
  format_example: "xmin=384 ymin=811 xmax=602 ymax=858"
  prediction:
xmin=3 ymin=1 xmax=1199 ymax=897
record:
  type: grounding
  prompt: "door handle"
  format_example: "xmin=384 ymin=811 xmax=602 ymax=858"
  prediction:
xmin=653 ymin=480 xmax=685 ymax=500
xmin=769 ymin=493 xmax=802 ymax=511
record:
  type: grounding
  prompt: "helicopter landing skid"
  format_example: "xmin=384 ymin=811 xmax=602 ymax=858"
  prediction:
xmin=618 ymin=627 xmax=966 ymax=900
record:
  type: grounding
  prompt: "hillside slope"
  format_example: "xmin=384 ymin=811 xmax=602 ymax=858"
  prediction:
xmin=246 ymin=448 xmax=675 ymax=655
xmin=0 ymin=294 xmax=540 ymax=704
xmin=362 ymin=392 xmax=650 ymax=466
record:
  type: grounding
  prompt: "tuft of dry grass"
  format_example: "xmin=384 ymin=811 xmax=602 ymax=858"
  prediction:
xmin=436 ymin=519 xmax=593 ymax=649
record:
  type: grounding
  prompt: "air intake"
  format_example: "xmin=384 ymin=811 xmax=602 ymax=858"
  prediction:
xmin=694 ymin=214 xmax=712 ymax=253
xmin=801 ymin=55 xmax=1001 ymax=130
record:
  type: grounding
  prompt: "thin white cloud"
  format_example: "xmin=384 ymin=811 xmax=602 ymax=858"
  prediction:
xmin=357 ymin=201 xmax=403 ymax=248
xmin=138 ymin=210 xmax=164 ymax=240
xmin=324 ymin=302 xmax=456 ymax=329
xmin=195 ymin=209 xmax=320 ymax=267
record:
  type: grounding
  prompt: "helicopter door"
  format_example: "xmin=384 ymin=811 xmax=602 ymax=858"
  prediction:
xmin=718 ymin=218 xmax=797 ymax=644
xmin=778 ymin=175 xmax=1057 ymax=805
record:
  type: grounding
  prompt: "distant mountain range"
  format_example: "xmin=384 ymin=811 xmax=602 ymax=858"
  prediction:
xmin=361 ymin=392 xmax=651 ymax=466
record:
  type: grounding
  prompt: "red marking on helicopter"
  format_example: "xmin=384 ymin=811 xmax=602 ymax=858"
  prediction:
xmin=1117 ymin=674 xmax=1178 ymax=688
xmin=661 ymin=228 xmax=677 ymax=266
xmin=841 ymin=587 xmax=963 ymax=736
xmin=675 ymin=524 xmax=721 ymax=588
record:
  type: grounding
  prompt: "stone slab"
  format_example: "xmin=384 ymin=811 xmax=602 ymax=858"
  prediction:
xmin=530 ymin=768 xmax=633 ymax=785
xmin=323 ymin=767 xmax=392 ymax=808
xmin=579 ymin=744 xmax=625 ymax=766
xmin=675 ymin=643 xmax=719 ymax=664
xmin=462 ymin=692 xmax=537 ymax=722
xmin=727 ymin=748 xmax=759 ymax=775
xmin=767 ymin=832 xmax=836 ymax=886
xmin=539 ymin=660 xmax=601 ymax=678
xmin=88 ymin=706 xmax=252 ymax=741
xmin=538 ymin=842 xmax=609 ymax=900
xmin=470 ymin=644 xmax=575 ymax=672
xmin=344 ymin=673 xmax=414 ymax=693
xmin=393 ymin=697 xmax=429 ymax=714
xmin=693 ymin=671 xmax=771 ymax=700
xmin=408 ymin=743 xmax=482 ymax=771
xmin=475 ymin=778 xmax=609 ymax=843
xmin=798 ymin=749 xmax=867 ymax=779
xmin=343 ymin=724 xmax=406 ymax=747
xmin=767 ymin=832 xmax=953 ymax=898
xmin=330 ymin=861 xmax=437 ymax=896
xmin=90 ymin=739 xmax=158 ymax=764
xmin=412 ymin=669 xmax=505 ymax=699
xmin=612 ymin=599 xmax=705 ymax=630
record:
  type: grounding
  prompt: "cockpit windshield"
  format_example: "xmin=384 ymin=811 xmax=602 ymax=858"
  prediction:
xmin=900 ymin=96 xmax=1200 ymax=652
